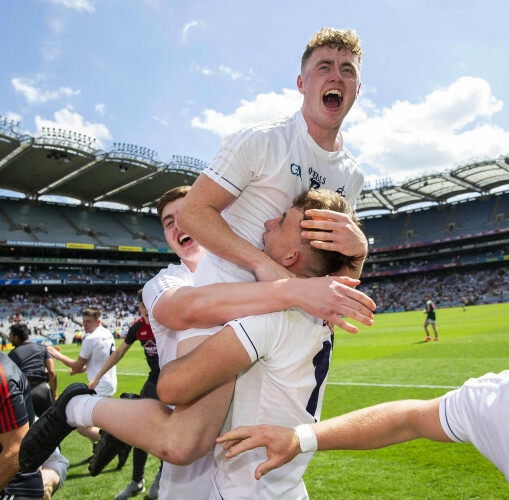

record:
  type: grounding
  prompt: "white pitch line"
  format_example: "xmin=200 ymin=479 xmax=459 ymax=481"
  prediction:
xmin=55 ymin=370 xmax=460 ymax=388
xmin=327 ymin=382 xmax=459 ymax=389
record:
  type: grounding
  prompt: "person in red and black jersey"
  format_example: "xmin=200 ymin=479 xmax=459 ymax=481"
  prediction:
xmin=8 ymin=323 xmax=57 ymax=417
xmin=89 ymin=290 xmax=162 ymax=500
xmin=1 ymin=352 xmax=68 ymax=499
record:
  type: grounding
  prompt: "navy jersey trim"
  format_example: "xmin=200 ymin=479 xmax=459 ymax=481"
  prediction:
xmin=236 ymin=321 xmax=259 ymax=360
xmin=442 ymin=397 xmax=466 ymax=443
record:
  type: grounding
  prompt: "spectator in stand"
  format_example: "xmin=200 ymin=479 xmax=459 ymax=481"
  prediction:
xmin=8 ymin=323 xmax=57 ymax=416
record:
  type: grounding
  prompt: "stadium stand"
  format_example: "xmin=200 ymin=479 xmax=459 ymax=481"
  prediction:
xmin=1 ymin=116 xmax=508 ymax=341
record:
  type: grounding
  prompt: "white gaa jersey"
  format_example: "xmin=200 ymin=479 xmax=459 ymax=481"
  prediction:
xmin=143 ymin=262 xmax=214 ymax=500
xmin=439 ymin=370 xmax=509 ymax=481
xmin=195 ymin=110 xmax=363 ymax=288
xmin=211 ymin=308 xmax=333 ymax=499
xmin=79 ymin=325 xmax=116 ymax=397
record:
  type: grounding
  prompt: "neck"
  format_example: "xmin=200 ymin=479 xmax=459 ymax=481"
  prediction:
xmin=301 ymin=109 xmax=341 ymax=152
xmin=182 ymin=258 xmax=198 ymax=273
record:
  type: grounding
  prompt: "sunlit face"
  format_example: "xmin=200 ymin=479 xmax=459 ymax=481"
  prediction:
xmin=262 ymin=207 xmax=304 ymax=264
xmin=82 ymin=315 xmax=100 ymax=334
xmin=298 ymin=46 xmax=360 ymax=136
xmin=160 ymin=197 xmax=206 ymax=270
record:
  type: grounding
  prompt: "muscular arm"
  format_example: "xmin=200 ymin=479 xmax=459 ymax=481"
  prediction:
xmin=0 ymin=422 xmax=29 ymax=490
xmin=89 ymin=341 xmax=130 ymax=390
xmin=178 ymin=174 xmax=293 ymax=281
xmin=45 ymin=357 xmax=57 ymax=402
xmin=153 ymin=276 xmax=376 ymax=334
xmin=157 ymin=326 xmax=251 ymax=406
xmin=218 ymin=398 xmax=452 ymax=479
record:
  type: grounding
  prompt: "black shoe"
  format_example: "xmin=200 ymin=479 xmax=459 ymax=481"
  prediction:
xmin=78 ymin=454 xmax=94 ymax=465
xmin=19 ymin=382 xmax=95 ymax=473
xmin=116 ymin=442 xmax=132 ymax=469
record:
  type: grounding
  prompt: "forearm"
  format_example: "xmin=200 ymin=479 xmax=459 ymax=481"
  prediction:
xmin=53 ymin=353 xmax=78 ymax=369
xmin=179 ymin=203 xmax=270 ymax=272
xmin=47 ymin=372 xmax=57 ymax=399
xmin=165 ymin=279 xmax=303 ymax=330
xmin=0 ymin=449 xmax=20 ymax=490
xmin=312 ymin=400 xmax=431 ymax=451
xmin=95 ymin=346 xmax=126 ymax=381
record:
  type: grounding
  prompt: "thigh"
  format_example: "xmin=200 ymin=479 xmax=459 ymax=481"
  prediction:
xmin=30 ymin=383 xmax=53 ymax=416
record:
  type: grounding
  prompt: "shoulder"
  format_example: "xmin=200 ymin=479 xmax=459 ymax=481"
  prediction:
xmin=220 ymin=112 xmax=299 ymax=150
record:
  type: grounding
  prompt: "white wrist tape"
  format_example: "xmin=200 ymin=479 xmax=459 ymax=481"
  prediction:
xmin=294 ymin=424 xmax=318 ymax=453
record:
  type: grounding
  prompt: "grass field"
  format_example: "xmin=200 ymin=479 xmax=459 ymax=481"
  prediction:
xmin=34 ymin=302 xmax=509 ymax=499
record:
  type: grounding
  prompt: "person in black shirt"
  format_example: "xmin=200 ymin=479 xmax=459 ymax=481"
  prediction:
xmin=89 ymin=290 xmax=162 ymax=500
xmin=8 ymin=324 xmax=57 ymax=416
xmin=0 ymin=352 xmax=68 ymax=499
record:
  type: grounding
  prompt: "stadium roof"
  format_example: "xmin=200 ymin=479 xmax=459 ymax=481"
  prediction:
xmin=1 ymin=117 xmax=509 ymax=213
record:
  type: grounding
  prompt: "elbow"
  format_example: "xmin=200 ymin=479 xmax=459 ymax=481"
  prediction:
xmin=156 ymin=378 xmax=192 ymax=406
xmin=159 ymin=437 xmax=212 ymax=466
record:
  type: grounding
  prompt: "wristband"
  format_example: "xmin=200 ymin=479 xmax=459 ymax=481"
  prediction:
xmin=294 ymin=424 xmax=318 ymax=453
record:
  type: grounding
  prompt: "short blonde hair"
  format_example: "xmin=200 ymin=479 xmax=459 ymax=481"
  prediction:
xmin=301 ymin=27 xmax=363 ymax=72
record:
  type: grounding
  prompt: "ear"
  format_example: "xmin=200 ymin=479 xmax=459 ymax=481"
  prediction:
xmin=297 ymin=74 xmax=305 ymax=95
xmin=281 ymin=250 xmax=299 ymax=268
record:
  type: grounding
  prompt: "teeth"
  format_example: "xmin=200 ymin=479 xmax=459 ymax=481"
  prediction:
xmin=178 ymin=234 xmax=190 ymax=244
xmin=325 ymin=90 xmax=342 ymax=97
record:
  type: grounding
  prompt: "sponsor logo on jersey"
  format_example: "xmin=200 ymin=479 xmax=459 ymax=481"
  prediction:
xmin=309 ymin=167 xmax=326 ymax=189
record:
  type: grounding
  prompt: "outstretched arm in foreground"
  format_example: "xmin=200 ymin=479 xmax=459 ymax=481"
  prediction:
xmin=153 ymin=275 xmax=375 ymax=335
xmin=217 ymin=398 xmax=452 ymax=479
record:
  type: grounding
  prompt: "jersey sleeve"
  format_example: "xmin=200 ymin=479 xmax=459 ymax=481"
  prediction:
xmin=143 ymin=265 xmax=190 ymax=317
xmin=0 ymin=362 xmax=29 ymax=433
xmin=202 ymin=128 xmax=266 ymax=198
xmin=79 ymin=336 xmax=92 ymax=360
xmin=226 ymin=312 xmax=282 ymax=363
xmin=124 ymin=322 xmax=139 ymax=345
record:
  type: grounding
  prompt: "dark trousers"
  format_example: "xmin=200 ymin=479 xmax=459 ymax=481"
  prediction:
xmin=30 ymin=382 xmax=53 ymax=417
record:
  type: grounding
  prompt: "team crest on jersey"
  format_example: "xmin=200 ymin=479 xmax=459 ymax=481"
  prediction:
xmin=308 ymin=167 xmax=326 ymax=189
xmin=290 ymin=163 xmax=302 ymax=179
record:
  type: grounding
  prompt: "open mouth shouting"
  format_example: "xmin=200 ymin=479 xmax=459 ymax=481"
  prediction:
xmin=177 ymin=231 xmax=193 ymax=247
xmin=323 ymin=89 xmax=343 ymax=111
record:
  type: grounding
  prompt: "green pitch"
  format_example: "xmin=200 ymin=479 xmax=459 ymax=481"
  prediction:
xmin=43 ymin=302 xmax=508 ymax=499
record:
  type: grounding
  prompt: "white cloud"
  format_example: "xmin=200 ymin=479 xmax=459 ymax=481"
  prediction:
xmin=192 ymin=88 xmax=302 ymax=136
xmin=153 ymin=115 xmax=169 ymax=127
xmin=5 ymin=112 xmax=22 ymax=124
xmin=11 ymin=77 xmax=80 ymax=105
xmin=182 ymin=20 xmax=199 ymax=42
xmin=95 ymin=103 xmax=105 ymax=115
xmin=47 ymin=0 xmax=95 ymax=13
xmin=343 ymin=76 xmax=507 ymax=180
xmin=191 ymin=76 xmax=508 ymax=181
xmin=191 ymin=63 xmax=254 ymax=81
xmin=35 ymin=108 xmax=112 ymax=148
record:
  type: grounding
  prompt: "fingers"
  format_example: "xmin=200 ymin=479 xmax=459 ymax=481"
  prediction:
xmin=255 ymin=457 xmax=279 ymax=480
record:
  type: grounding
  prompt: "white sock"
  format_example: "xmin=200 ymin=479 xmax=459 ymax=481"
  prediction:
xmin=65 ymin=395 xmax=104 ymax=427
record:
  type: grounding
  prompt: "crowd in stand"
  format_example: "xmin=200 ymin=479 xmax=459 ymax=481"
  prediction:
xmin=360 ymin=265 xmax=509 ymax=312
xmin=1 ymin=264 xmax=507 ymax=344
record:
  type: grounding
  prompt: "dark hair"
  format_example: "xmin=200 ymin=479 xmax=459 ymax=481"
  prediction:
xmin=157 ymin=186 xmax=191 ymax=220
xmin=10 ymin=323 xmax=30 ymax=342
xmin=137 ymin=289 xmax=144 ymax=303
xmin=82 ymin=307 xmax=102 ymax=321
xmin=293 ymin=189 xmax=362 ymax=276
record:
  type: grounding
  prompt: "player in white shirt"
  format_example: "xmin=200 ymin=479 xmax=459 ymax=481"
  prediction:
xmin=155 ymin=188 xmax=363 ymax=499
xmin=47 ymin=307 xmax=116 ymax=443
xmin=178 ymin=27 xmax=367 ymax=287
xmin=20 ymin=187 xmax=375 ymax=499
xmin=217 ymin=371 xmax=509 ymax=485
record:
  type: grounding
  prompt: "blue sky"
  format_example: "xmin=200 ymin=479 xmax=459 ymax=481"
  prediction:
xmin=2 ymin=0 xmax=508 ymax=189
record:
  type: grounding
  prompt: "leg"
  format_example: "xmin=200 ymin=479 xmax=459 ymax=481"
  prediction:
xmin=31 ymin=383 xmax=53 ymax=417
